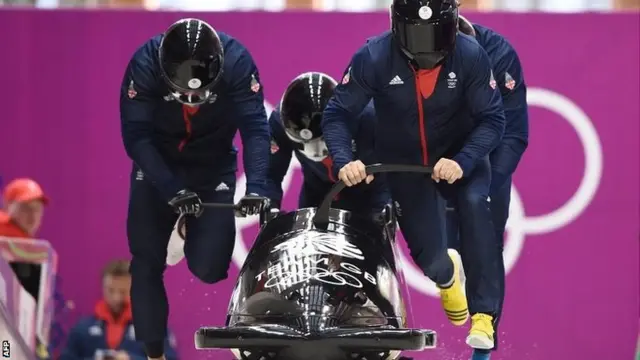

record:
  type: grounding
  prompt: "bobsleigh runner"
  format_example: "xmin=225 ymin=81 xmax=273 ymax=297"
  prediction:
xmin=195 ymin=164 xmax=437 ymax=360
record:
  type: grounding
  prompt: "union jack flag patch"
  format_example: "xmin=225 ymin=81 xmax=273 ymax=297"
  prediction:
xmin=505 ymin=72 xmax=516 ymax=90
xmin=250 ymin=74 xmax=261 ymax=93
xmin=341 ymin=67 xmax=351 ymax=84
xmin=489 ymin=70 xmax=497 ymax=89
xmin=127 ymin=80 xmax=137 ymax=99
xmin=270 ymin=139 xmax=279 ymax=154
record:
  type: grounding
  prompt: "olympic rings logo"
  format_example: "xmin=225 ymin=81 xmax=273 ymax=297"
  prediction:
xmin=260 ymin=266 xmax=365 ymax=289
xmin=232 ymin=88 xmax=604 ymax=298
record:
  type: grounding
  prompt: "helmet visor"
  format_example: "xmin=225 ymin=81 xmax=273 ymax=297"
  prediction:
xmin=395 ymin=22 xmax=456 ymax=55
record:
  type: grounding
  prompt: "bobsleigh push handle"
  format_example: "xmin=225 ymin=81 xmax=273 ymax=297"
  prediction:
xmin=313 ymin=164 xmax=433 ymax=228
xmin=201 ymin=199 xmax=270 ymax=220
xmin=201 ymin=202 xmax=237 ymax=209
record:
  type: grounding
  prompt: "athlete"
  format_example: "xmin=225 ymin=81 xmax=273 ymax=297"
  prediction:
xmin=120 ymin=18 xmax=270 ymax=360
xmin=265 ymin=72 xmax=389 ymax=217
xmin=321 ymin=0 xmax=505 ymax=351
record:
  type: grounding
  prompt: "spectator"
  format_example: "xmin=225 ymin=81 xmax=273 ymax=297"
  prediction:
xmin=0 ymin=178 xmax=49 ymax=324
xmin=61 ymin=260 xmax=179 ymax=360
xmin=0 ymin=178 xmax=48 ymax=238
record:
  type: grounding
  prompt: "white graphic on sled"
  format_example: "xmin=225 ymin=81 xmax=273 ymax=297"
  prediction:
xmin=257 ymin=234 xmax=375 ymax=289
xmin=270 ymin=233 xmax=365 ymax=260
xmin=255 ymin=257 xmax=376 ymax=289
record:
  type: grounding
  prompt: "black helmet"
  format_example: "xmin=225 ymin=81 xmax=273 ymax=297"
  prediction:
xmin=391 ymin=0 xmax=459 ymax=69
xmin=159 ymin=18 xmax=224 ymax=106
xmin=279 ymin=72 xmax=337 ymax=161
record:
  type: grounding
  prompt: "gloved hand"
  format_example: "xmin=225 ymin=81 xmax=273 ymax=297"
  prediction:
xmin=260 ymin=200 xmax=281 ymax=225
xmin=236 ymin=194 xmax=270 ymax=217
xmin=269 ymin=199 xmax=282 ymax=211
xmin=168 ymin=189 xmax=203 ymax=217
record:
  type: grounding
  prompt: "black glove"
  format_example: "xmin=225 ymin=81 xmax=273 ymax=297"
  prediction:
xmin=236 ymin=194 xmax=270 ymax=217
xmin=269 ymin=199 xmax=282 ymax=211
xmin=259 ymin=200 xmax=281 ymax=225
xmin=168 ymin=189 xmax=203 ymax=217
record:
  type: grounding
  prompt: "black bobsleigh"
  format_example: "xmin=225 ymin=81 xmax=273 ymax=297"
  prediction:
xmin=195 ymin=164 xmax=437 ymax=360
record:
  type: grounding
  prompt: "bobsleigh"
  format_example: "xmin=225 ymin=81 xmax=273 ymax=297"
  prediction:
xmin=195 ymin=164 xmax=437 ymax=360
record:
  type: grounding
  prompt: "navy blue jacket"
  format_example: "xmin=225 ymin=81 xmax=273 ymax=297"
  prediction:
xmin=322 ymin=31 xmax=505 ymax=177
xmin=120 ymin=33 xmax=270 ymax=200
xmin=266 ymin=103 xmax=390 ymax=212
xmin=473 ymin=24 xmax=529 ymax=192
xmin=60 ymin=302 xmax=178 ymax=360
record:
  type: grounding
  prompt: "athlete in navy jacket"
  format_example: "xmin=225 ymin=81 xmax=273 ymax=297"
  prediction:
xmin=119 ymin=18 xmax=270 ymax=359
xmin=447 ymin=16 xmax=529 ymax=360
xmin=322 ymin=0 xmax=505 ymax=350
xmin=265 ymin=72 xmax=389 ymax=215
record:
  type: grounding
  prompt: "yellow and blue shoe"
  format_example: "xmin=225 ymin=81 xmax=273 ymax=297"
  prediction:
xmin=466 ymin=313 xmax=495 ymax=350
xmin=438 ymin=249 xmax=469 ymax=326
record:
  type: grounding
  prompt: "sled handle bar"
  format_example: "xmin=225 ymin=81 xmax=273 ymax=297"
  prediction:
xmin=201 ymin=202 xmax=237 ymax=209
xmin=176 ymin=200 xmax=268 ymax=239
xmin=201 ymin=200 xmax=269 ymax=218
xmin=313 ymin=163 xmax=434 ymax=228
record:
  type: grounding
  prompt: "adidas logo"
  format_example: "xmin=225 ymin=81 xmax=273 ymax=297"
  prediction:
xmin=389 ymin=75 xmax=403 ymax=85
xmin=215 ymin=182 xmax=230 ymax=191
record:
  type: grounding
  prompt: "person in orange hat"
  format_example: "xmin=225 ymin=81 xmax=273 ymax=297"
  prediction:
xmin=0 ymin=178 xmax=50 ymax=358
xmin=0 ymin=178 xmax=49 ymax=238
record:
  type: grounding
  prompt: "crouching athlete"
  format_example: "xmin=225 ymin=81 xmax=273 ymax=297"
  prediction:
xmin=120 ymin=18 xmax=270 ymax=360
xmin=265 ymin=71 xmax=390 ymax=218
